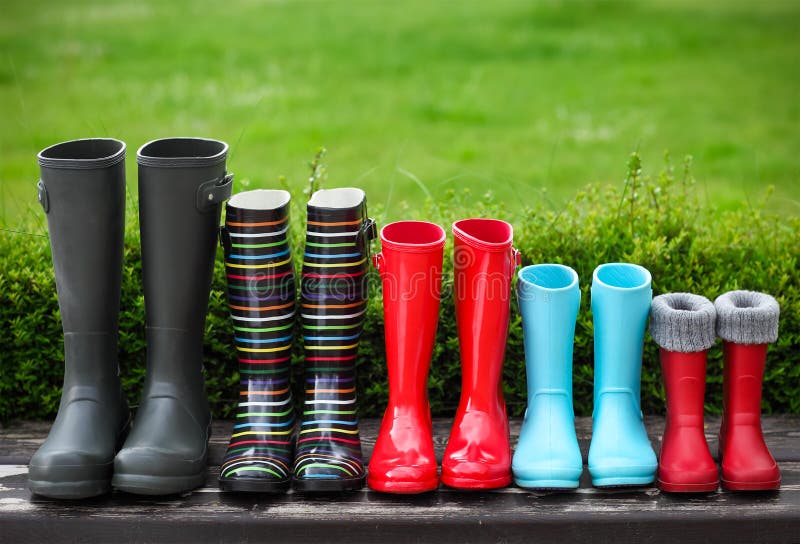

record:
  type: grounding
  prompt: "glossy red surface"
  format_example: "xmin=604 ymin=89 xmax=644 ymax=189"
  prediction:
xmin=368 ymin=221 xmax=445 ymax=494
xmin=719 ymin=342 xmax=781 ymax=491
xmin=657 ymin=349 xmax=719 ymax=493
xmin=440 ymin=219 xmax=516 ymax=489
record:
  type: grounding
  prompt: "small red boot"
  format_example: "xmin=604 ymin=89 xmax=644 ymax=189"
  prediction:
xmin=650 ymin=293 xmax=719 ymax=493
xmin=715 ymin=290 xmax=781 ymax=491
xmin=441 ymin=218 xmax=519 ymax=490
xmin=368 ymin=221 xmax=446 ymax=494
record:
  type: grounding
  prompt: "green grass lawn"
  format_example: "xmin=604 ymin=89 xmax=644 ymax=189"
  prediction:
xmin=1 ymin=0 xmax=798 ymax=227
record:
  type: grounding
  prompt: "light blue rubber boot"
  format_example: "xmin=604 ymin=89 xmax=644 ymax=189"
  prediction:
xmin=588 ymin=263 xmax=657 ymax=487
xmin=512 ymin=264 xmax=583 ymax=489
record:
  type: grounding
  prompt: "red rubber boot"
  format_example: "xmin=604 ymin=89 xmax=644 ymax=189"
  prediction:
xmin=650 ymin=293 xmax=719 ymax=493
xmin=367 ymin=221 xmax=446 ymax=494
xmin=716 ymin=290 xmax=781 ymax=491
xmin=441 ymin=218 xmax=519 ymax=490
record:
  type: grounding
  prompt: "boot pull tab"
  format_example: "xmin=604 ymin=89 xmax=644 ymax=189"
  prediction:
xmin=37 ymin=180 xmax=50 ymax=213
xmin=512 ymin=247 xmax=522 ymax=268
xmin=372 ymin=252 xmax=384 ymax=273
xmin=219 ymin=225 xmax=232 ymax=256
xmin=356 ymin=217 xmax=377 ymax=255
xmin=197 ymin=172 xmax=234 ymax=213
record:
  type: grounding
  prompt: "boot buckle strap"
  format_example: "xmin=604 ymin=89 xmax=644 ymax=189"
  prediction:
xmin=219 ymin=226 xmax=232 ymax=255
xmin=512 ymin=247 xmax=522 ymax=268
xmin=356 ymin=217 xmax=377 ymax=253
xmin=372 ymin=252 xmax=384 ymax=272
xmin=37 ymin=180 xmax=50 ymax=213
xmin=196 ymin=172 xmax=234 ymax=213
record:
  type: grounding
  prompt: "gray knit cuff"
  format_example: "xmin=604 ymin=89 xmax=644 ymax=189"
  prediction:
xmin=649 ymin=293 xmax=717 ymax=353
xmin=715 ymin=290 xmax=779 ymax=344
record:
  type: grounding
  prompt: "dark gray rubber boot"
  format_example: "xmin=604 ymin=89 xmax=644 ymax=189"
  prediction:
xmin=28 ymin=138 xmax=131 ymax=499
xmin=112 ymin=138 xmax=232 ymax=495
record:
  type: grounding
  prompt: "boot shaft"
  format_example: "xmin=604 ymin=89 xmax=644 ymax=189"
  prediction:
xmin=223 ymin=190 xmax=296 ymax=370
xmin=137 ymin=138 xmax=232 ymax=332
xmin=375 ymin=221 xmax=446 ymax=407
xmin=517 ymin=264 xmax=580 ymax=400
xmin=134 ymin=138 xmax=231 ymax=417
xmin=722 ymin=342 xmax=767 ymax=424
xmin=591 ymin=262 xmax=652 ymax=408
xmin=452 ymin=218 xmax=518 ymax=406
xmin=714 ymin=290 xmax=780 ymax=428
xmin=38 ymin=138 xmax=126 ymax=333
xmin=300 ymin=188 xmax=374 ymax=373
xmin=649 ymin=292 xmax=717 ymax=427
xmin=660 ymin=350 xmax=708 ymax=427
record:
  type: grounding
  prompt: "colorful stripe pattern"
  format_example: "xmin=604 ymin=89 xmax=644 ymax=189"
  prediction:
xmin=293 ymin=197 xmax=374 ymax=486
xmin=219 ymin=195 xmax=296 ymax=489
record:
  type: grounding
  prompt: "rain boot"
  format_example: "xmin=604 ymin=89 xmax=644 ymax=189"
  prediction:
xmin=218 ymin=190 xmax=296 ymax=493
xmin=715 ymin=290 xmax=781 ymax=491
xmin=113 ymin=138 xmax=232 ymax=495
xmin=588 ymin=263 xmax=657 ymax=487
xmin=292 ymin=188 xmax=376 ymax=492
xmin=28 ymin=139 xmax=131 ymax=499
xmin=368 ymin=221 xmax=446 ymax=494
xmin=512 ymin=264 xmax=582 ymax=490
xmin=650 ymin=293 xmax=719 ymax=493
xmin=441 ymin=218 xmax=519 ymax=490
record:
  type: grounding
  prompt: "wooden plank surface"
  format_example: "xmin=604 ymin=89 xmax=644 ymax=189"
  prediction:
xmin=1 ymin=417 xmax=798 ymax=544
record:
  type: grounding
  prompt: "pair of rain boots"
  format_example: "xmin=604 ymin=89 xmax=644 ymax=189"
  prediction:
xmin=368 ymin=218 xmax=521 ymax=492
xmin=651 ymin=290 xmax=781 ymax=493
xmin=28 ymin=137 xmax=233 ymax=498
xmin=217 ymin=188 xmax=376 ymax=493
xmin=512 ymin=262 xmax=658 ymax=490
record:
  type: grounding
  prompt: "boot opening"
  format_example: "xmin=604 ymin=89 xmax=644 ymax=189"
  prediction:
xmin=138 ymin=138 xmax=227 ymax=161
xmin=308 ymin=188 xmax=365 ymax=209
xmin=729 ymin=291 xmax=761 ymax=309
xmin=229 ymin=190 xmax=290 ymax=211
xmin=381 ymin=221 xmax=445 ymax=247
xmin=714 ymin=290 xmax=779 ymax=344
xmin=453 ymin=218 xmax=512 ymax=246
xmin=594 ymin=263 xmax=650 ymax=290
xmin=519 ymin=264 xmax=577 ymax=290
xmin=662 ymin=293 xmax=710 ymax=313
xmin=40 ymin=139 xmax=124 ymax=161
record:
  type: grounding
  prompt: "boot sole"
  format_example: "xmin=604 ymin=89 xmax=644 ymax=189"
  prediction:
xmin=366 ymin=475 xmax=439 ymax=494
xmin=721 ymin=478 xmax=781 ymax=491
xmin=293 ymin=475 xmax=365 ymax=493
xmin=514 ymin=478 xmax=579 ymax=491
xmin=440 ymin=473 xmax=512 ymax=490
xmin=591 ymin=476 xmax=655 ymax=488
xmin=28 ymin=478 xmax=111 ymax=500
xmin=219 ymin=477 xmax=290 ymax=494
xmin=112 ymin=472 xmax=206 ymax=496
xmin=658 ymin=478 xmax=719 ymax=493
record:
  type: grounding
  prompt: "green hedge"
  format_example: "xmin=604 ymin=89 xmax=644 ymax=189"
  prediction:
xmin=1 ymin=152 xmax=798 ymax=422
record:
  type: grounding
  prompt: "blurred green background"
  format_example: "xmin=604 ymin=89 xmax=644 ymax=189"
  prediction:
xmin=1 ymin=0 xmax=798 ymax=226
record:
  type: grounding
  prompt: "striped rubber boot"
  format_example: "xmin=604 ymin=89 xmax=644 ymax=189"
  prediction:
xmin=293 ymin=188 xmax=376 ymax=492
xmin=218 ymin=190 xmax=296 ymax=493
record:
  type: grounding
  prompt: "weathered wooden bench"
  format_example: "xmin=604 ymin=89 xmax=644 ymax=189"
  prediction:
xmin=1 ymin=416 xmax=798 ymax=543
